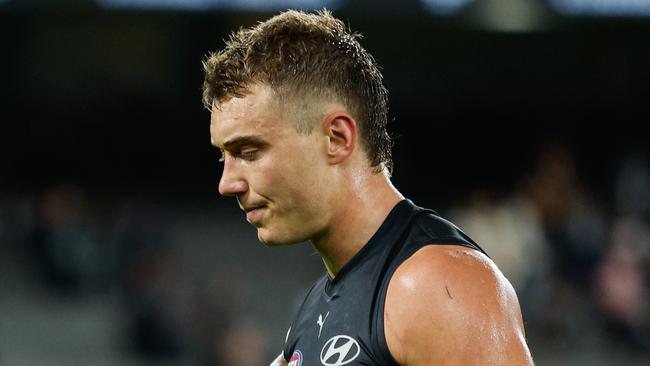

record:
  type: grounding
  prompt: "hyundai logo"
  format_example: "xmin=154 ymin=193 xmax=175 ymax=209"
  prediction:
xmin=320 ymin=335 xmax=360 ymax=366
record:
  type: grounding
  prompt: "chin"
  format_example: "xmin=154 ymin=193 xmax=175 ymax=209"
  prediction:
xmin=256 ymin=228 xmax=304 ymax=247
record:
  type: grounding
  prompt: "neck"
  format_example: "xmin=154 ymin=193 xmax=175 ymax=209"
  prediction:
xmin=311 ymin=168 xmax=403 ymax=278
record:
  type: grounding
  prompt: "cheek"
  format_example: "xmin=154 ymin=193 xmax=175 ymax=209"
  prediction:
xmin=250 ymin=158 xmax=304 ymax=199
xmin=257 ymin=138 xmax=326 ymax=202
xmin=285 ymin=157 xmax=324 ymax=199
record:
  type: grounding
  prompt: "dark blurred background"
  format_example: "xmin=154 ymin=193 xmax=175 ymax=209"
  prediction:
xmin=1 ymin=0 xmax=649 ymax=365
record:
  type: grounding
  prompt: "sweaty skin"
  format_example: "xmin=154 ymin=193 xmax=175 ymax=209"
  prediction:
xmin=210 ymin=85 xmax=533 ymax=365
xmin=385 ymin=245 xmax=535 ymax=365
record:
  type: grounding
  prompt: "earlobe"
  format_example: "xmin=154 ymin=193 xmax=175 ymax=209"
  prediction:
xmin=323 ymin=112 xmax=357 ymax=165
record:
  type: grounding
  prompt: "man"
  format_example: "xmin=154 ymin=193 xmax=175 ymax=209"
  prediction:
xmin=203 ymin=9 xmax=533 ymax=366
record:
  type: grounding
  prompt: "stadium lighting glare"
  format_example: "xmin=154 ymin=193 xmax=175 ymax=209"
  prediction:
xmin=549 ymin=0 xmax=650 ymax=17
xmin=420 ymin=0 xmax=476 ymax=15
xmin=470 ymin=0 xmax=548 ymax=32
xmin=95 ymin=0 xmax=342 ymax=11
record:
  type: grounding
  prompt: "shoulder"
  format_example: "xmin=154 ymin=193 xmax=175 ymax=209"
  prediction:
xmin=384 ymin=245 xmax=533 ymax=365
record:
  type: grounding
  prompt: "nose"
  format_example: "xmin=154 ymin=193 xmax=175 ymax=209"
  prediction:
xmin=218 ymin=158 xmax=248 ymax=196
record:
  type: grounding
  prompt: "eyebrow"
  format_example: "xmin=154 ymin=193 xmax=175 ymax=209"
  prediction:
xmin=217 ymin=135 xmax=269 ymax=150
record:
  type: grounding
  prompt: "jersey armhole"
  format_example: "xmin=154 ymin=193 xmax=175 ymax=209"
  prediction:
xmin=373 ymin=243 xmax=428 ymax=366
xmin=374 ymin=239 xmax=486 ymax=365
xmin=375 ymin=262 xmax=403 ymax=366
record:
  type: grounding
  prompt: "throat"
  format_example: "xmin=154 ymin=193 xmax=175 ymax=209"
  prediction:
xmin=311 ymin=178 xmax=404 ymax=279
xmin=310 ymin=226 xmax=361 ymax=280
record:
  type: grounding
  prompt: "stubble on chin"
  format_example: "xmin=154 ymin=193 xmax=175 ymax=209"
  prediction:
xmin=256 ymin=227 xmax=302 ymax=247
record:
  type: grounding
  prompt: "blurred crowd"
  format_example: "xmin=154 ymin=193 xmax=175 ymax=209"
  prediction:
xmin=1 ymin=140 xmax=649 ymax=365
xmin=450 ymin=141 xmax=650 ymax=354
xmin=0 ymin=189 xmax=267 ymax=365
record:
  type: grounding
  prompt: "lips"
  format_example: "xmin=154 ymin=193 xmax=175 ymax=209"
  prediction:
xmin=244 ymin=205 xmax=266 ymax=224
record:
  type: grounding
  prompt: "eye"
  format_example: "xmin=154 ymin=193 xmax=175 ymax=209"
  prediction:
xmin=237 ymin=150 xmax=258 ymax=160
xmin=218 ymin=150 xmax=225 ymax=163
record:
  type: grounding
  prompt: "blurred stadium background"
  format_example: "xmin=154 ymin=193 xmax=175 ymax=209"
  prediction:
xmin=1 ymin=0 xmax=649 ymax=365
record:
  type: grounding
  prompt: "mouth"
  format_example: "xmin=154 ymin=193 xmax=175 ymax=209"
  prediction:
xmin=243 ymin=205 xmax=266 ymax=224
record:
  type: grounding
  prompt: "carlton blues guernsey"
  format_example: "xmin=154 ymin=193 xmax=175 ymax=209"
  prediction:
xmin=282 ymin=199 xmax=487 ymax=366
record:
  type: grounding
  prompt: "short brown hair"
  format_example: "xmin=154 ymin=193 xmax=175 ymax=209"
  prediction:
xmin=202 ymin=9 xmax=392 ymax=173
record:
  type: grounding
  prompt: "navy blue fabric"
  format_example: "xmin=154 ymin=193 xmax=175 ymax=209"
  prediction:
xmin=283 ymin=199 xmax=486 ymax=365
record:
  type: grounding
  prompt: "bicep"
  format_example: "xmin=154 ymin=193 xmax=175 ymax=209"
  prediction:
xmin=385 ymin=245 xmax=534 ymax=366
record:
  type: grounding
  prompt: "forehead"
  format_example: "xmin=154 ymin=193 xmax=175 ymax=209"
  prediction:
xmin=210 ymin=85 xmax=285 ymax=147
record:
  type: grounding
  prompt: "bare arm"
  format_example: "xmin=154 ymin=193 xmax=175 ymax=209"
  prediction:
xmin=270 ymin=326 xmax=291 ymax=366
xmin=385 ymin=245 xmax=534 ymax=365
xmin=269 ymin=352 xmax=288 ymax=366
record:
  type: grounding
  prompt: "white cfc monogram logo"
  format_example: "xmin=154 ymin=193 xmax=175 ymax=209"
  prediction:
xmin=320 ymin=335 xmax=360 ymax=366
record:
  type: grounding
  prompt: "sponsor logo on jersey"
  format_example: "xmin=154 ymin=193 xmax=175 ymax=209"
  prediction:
xmin=317 ymin=312 xmax=330 ymax=339
xmin=288 ymin=350 xmax=303 ymax=366
xmin=320 ymin=335 xmax=360 ymax=366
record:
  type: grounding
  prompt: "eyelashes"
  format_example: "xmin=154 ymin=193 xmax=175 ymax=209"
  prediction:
xmin=237 ymin=150 xmax=258 ymax=160
xmin=218 ymin=149 xmax=258 ymax=162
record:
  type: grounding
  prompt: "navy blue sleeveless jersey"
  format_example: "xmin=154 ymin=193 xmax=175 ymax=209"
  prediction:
xmin=282 ymin=199 xmax=487 ymax=366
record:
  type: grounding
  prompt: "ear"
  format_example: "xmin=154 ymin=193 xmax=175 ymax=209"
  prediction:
xmin=322 ymin=112 xmax=357 ymax=165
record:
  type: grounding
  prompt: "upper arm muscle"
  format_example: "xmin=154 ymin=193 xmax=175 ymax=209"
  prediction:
xmin=384 ymin=245 xmax=533 ymax=366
